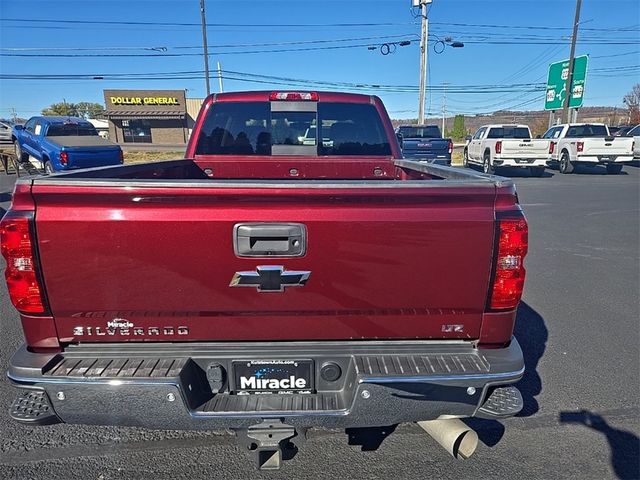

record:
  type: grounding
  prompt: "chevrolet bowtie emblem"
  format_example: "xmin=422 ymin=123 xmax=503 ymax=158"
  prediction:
xmin=230 ymin=266 xmax=311 ymax=292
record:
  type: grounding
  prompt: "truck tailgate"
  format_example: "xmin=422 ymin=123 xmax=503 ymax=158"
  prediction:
xmin=581 ymin=137 xmax=633 ymax=156
xmin=402 ymin=138 xmax=450 ymax=157
xmin=32 ymin=182 xmax=497 ymax=342
xmin=501 ymin=139 xmax=549 ymax=157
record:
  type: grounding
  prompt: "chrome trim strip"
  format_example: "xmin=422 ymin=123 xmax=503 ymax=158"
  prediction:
xmin=9 ymin=367 xmax=524 ymax=387
xmin=7 ymin=372 xmax=177 ymax=386
xmin=190 ymin=409 xmax=350 ymax=418
xmin=359 ymin=367 xmax=525 ymax=384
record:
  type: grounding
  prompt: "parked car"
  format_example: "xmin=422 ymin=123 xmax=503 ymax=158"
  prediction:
xmin=544 ymin=123 xmax=634 ymax=174
xmin=12 ymin=116 xmax=123 ymax=173
xmin=0 ymin=120 xmax=13 ymax=143
xmin=3 ymin=91 xmax=528 ymax=470
xmin=463 ymin=124 xmax=550 ymax=176
xmin=395 ymin=124 xmax=453 ymax=164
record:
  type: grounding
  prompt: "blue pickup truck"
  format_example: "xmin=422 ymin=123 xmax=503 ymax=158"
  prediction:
xmin=12 ymin=116 xmax=122 ymax=173
xmin=396 ymin=124 xmax=453 ymax=164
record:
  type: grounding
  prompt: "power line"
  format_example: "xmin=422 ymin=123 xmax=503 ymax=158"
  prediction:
xmin=3 ymin=17 xmax=638 ymax=33
xmin=430 ymin=21 xmax=640 ymax=32
xmin=590 ymin=50 xmax=640 ymax=59
xmin=0 ymin=18 xmax=419 ymax=28
xmin=0 ymin=34 xmax=419 ymax=52
xmin=0 ymin=68 xmax=547 ymax=94
xmin=0 ymin=39 xmax=421 ymax=58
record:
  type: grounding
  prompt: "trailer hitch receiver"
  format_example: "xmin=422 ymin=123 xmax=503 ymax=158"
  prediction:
xmin=236 ymin=420 xmax=304 ymax=470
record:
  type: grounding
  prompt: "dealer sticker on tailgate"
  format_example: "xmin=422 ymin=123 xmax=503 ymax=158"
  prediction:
xmin=233 ymin=360 xmax=313 ymax=394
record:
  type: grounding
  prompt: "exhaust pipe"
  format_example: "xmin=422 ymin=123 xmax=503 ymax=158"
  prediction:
xmin=418 ymin=418 xmax=478 ymax=459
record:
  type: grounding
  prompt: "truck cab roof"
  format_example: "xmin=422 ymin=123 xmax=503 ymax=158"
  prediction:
xmin=397 ymin=124 xmax=439 ymax=128
xmin=482 ymin=124 xmax=530 ymax=129
xmin=26 ymin=116 xmax=92 ymax=125
xmin=211 ymin=90 xmax=379 ymax=104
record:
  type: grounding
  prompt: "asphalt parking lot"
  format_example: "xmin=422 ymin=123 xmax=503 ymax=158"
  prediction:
xmin=0 ymin=163 xmax=638 ymax=479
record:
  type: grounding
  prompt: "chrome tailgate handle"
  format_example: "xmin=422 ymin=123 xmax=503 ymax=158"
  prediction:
xmin=234 ymin=223 xmax=306 ymax=257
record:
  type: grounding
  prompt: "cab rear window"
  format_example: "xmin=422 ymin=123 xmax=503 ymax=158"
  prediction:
xmin=47 ymin=124 xmax=98 ymax=137
xmin=487 ymin=127 xmax=531 ymax=139
xmin=565 ymin=125 xmax=609 ymax=138
xmin=195 ymin=102 xmax=391 ymax=156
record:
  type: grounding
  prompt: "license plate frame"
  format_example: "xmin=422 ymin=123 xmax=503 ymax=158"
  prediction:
xmin=232 ymin=360 xmax=314 ymax=394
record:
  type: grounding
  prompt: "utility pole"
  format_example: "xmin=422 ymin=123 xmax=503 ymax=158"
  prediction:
xmin=10 ymin=107 xmax=17 ymax=123
xmin=441 ymin=82 xmax=448 ymax=134
xmin=217 ymin=61 xmax=224 ymax=93
xmin=199 ymin=0 xmax=211 ymax=96
xmin=561 ymin=0 xmax=582 ymax=124
xmin=417 ymin=0 xmax=432 ymax=124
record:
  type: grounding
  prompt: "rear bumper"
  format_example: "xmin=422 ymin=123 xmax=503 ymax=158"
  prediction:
xmin=574 ymin=155 xmax=633 ymax=164
xmin=402 ymin=152 xmax=452 ymax=164
xmin=8 ymin=338 xmax=524 ymax=430
xmin=493 ymin=157 xmax=548 ymax=167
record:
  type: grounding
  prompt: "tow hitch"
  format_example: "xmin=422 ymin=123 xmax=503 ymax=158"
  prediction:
xmin=235 ymin=420 xmax=306 ymax=470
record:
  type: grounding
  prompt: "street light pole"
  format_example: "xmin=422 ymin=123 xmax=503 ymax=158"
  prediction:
xmin=561 ymin=0 xmax=582 ymax=124
xmin=199 ymin=0 xmax=211 ymax=96
xmin=417 ymin=0 xmax=431 ymax=124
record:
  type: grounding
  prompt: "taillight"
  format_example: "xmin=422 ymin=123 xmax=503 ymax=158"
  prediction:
xmin=269 ymin=91 xmax=319 ymax=101
xmin=59 ymin=151 xmax=68 ymax=165
xmin=0 ymin=213 xmax=48 ymax=314
xmin=549 ymin=142 xmax=555 ymax=154
xmin=448 ymin=140 xmax=453 ymax=155
xmin=119 ymin=149 xmax=124 ymax=163
xmin=495 ymin=141 xmax=502 ymax=154
xmin=577 ymin=141 xmax=584 ymax=153
xmin=488 ymin=214 xmax=528 ymax=311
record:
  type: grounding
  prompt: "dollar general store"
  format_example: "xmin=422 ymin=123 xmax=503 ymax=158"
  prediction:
xmin=104 ymin=89 xmax=202 ymax=145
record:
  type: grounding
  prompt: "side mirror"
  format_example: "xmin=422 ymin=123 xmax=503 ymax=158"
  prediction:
xmin=536 ymin=134 xmax=542 ymax=139
xmin=13 ymin=124 xmax=23 ymax=131
xmin=396 ymin=132 xmax=403 ymax=144
xmin=464 ymin=135 xmax=472 ymax=142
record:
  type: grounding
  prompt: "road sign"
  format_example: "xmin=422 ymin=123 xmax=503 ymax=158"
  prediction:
xmin=544 ymin=55 xmax=588 ymax=111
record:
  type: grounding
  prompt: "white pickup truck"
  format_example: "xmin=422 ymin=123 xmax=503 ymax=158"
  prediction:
xmin=463 ymin=124 xmax=550 ymax=176
xmin=626 ymin=124 xmax=640 ymax=159
xmin=544 ymin=123 xmax=635 ymax=174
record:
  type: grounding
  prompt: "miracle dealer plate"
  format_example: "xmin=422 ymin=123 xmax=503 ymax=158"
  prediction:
xmin=233 ymin=360 xmax=313 ymax=395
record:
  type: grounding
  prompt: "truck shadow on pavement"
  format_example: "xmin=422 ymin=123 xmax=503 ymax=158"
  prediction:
xmin=548 ymin=164 xmax=630 ymax=175
xmin=559 ymin=410 xmax=640 ymax=479
xmin=514 ymin=301 xmax=547 ymax=417
xmin=498 ymin=167 xmax=555 ymax=178
xmin=346 ymin=425 xmax=398 ymax=451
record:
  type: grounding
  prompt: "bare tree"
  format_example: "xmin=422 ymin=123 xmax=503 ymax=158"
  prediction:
xmin=623 ymin=84 xmax=640 ymax=124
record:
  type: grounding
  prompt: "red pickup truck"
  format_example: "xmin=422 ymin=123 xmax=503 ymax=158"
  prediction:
xmin=3 ymin=91 xmax=528 ymax=469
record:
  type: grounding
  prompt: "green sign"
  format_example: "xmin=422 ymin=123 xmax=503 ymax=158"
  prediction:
xmin=544 ymin=55 xmax=588 ymax=110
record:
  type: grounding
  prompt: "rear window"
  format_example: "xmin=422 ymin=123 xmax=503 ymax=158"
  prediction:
xmin=195 ymin=102 xmax=391 ymax=156
xmin=398 ymin=126 xmax=441 ymax=139
xmin=565 ymin=125 xmax=609 ymax=138
xmin=47 ymin=123 xmax=98 ymax=137
xmin=487 ymin=127 xmax=531 ymax=139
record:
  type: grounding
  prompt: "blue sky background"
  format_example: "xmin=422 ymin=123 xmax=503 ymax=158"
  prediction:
xmin=0 ymin=0 xmax=638 ymax=120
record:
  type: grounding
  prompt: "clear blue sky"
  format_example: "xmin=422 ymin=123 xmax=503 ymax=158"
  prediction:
xmin=0 ymin=0 xmax=638 ymax=120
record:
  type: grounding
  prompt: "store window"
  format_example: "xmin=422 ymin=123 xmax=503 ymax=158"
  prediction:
xmin=122 ymin=120 xmax=152 ymax=143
